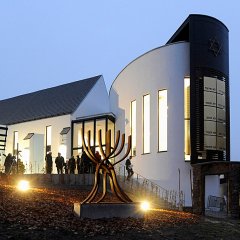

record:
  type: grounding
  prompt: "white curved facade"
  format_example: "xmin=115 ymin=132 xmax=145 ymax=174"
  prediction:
xmin=110 ymin=42 xmax=192 ymax=206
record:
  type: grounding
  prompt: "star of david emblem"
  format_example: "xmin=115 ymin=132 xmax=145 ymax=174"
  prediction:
xmin=209 ymin=37 xmax=222 ymax=57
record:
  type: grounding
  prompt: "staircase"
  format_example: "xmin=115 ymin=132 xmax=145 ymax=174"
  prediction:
xmin=116 ymin=164 xmax=184 ymax=210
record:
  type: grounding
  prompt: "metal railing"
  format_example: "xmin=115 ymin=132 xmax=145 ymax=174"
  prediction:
xmin=207 ymin=195 xmax=226 ymax=211
xmin=116 ymin=163 xmax=184 ymax=209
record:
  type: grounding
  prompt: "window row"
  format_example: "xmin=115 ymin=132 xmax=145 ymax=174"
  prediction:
xmin=130 ymin=90 xmax=168 ymax=156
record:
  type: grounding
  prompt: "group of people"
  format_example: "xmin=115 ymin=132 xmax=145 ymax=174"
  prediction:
xmin=45 ymin=151 xmax=134 ymax=179
xmin=4 ymin=150 xmax=134 ymax=179
xmin=45 ymin=151 xmax=97 ymax=174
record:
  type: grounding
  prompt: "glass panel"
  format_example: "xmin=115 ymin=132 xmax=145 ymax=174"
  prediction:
xmin=130 ymin=100 xmax=136 ymax=156
xmin=204 ymin=106 xmax=216 ymax=121
xmin=204 ymin=77 xmax=217 ymax=92
xmin=0 ymin=135 xmax=6 ymax=141
xmin=84 ymin=121 xmax=94 ymax=146
xmin=217 ymin=94 xmax=225 ymax=109
xmin=73 ymin=122 xmax=83 ymax=148
xmin=184 ymin=120 xmax=190 ymax=156
xmin=158 ymin=90 xmax=167 ymax=152
xmin=46 ymin=126 xmax=52 ymax=146
xmin=204 ymin=121 xmax=216 ymax=136
xmin=217 ymin=80 xmax=225 ymax=95
xmin=184 ymin=77 xmax=190 ymax=159
xmin=203 ymin=76 xmax=226 ymax=152
xmin=95 ymin=119 xmax=106 ymax=146
xmin=217 ymin=122 xmax=226 ymax=137
xmin=108 ymin=119 xmax=115 ymax=148
xmin=217 ymin=109 xmax=226 ymax=123
xmin=184 ymin=78 xmax=190 ymax=119
xmin=204 ymin=135 xmax=217 ymax=150
xmin=13 ymin=131 xmax=18 ymax=151
xmin=143 ymin=94 xmax=150 ymax=153
xmin=73 ymin=149 xmax=82 ymax=158
xmin=204 ymin=91 xmax=216 ymax=107
xmin=217 ymin=137 xmax=226 ymax=151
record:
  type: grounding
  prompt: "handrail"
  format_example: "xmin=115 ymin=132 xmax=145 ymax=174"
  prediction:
xmin=115 ymin=163 xmax=183 ymax=208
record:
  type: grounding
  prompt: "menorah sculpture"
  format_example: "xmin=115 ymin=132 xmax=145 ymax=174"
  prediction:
xmin=81 ymin=129 xmax=132 ymax=203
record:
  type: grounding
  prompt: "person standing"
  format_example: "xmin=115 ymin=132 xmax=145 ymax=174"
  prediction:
xmin=64 ymin=160 xmax=69 ymax=174
xmin=69 ymin=155 xmax=76 ymax=174
xmin=55 ymin=152 xmax=64 ymax=174
xmin=45 ymin=152 xmax=53 ymax=174
xmin=81 ymin=151 xmax=89 ymax=173
xmin=4 ymin=153 xmax=13 ymax=175
xmin=76 ymin=155 xmax=82 ymax=174
xmin=125 ymin=156 xmax=134 ymax=180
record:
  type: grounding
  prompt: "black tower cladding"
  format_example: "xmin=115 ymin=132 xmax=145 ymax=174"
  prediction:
xmin=167 ymin=14 xmax=229 ymax=164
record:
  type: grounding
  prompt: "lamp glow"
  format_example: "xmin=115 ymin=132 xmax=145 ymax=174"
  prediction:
xmin=17 ymin=180 xmax=30 ymax=191
xmin=140 ymin=201 xmax=150 ymax=211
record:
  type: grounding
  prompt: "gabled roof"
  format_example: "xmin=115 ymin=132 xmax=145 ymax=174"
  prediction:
xmin=0 ymin=75 xmax=101 ymax=125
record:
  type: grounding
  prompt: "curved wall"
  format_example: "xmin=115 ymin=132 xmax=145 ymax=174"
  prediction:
xmin=110 ymin=42 xmax=192 ymax=205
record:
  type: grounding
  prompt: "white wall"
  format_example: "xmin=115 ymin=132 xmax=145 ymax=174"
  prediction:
xmin=72 ymin=76 xmax=110 ymax=119
xmin=110 ymin=42 xmax=192 ymax=205
xmin=29 ymin=134 xmax=44 ymax=174
xmin=5 ymin=114 xmax=71 ymax=173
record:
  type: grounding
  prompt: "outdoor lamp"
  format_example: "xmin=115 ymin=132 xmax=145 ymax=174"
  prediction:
xmin=17 ymin=180 xmax=30 ymax=191
xmin=140 ymin=201 xmax=150 ymax=211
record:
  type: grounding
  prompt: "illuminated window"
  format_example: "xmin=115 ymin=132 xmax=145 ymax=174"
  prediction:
xmin=108 ymin=119 xmax=115 ymax=148
xmin=84 ymin=121 xmax=94 ymax=146
xmin=158 ymin=90 xmax=167 ymax=152
xmin=184 ymin=77 xmax=191 ymax=160
xmin=46 ymin=126 xmax=52 ymax=153
xmin=95 ymin=119 xmax=106 ymax=146
xmin=143 ymin=94 xmax=150 ymax=153
xmin=130 ymin=100 xmax=136 ymax=156
xmin=13 ymin=131 xmax=18 ymax=155
xmin=72 ymin=116 xmax=115 ymax=158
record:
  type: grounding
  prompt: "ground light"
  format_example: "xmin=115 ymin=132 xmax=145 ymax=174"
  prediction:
xmin=17 ymin=180 xmax=30 ymax=191
xmin=140 ymin=201 xmax=150 ymax=211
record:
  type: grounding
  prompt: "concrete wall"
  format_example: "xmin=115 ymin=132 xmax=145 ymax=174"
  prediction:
xmin=109 ymin=42 xmax=193 ymax=206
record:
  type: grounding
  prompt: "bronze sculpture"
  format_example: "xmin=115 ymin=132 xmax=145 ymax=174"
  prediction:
xmin=81 ymin=129 xmax=132 ymax=203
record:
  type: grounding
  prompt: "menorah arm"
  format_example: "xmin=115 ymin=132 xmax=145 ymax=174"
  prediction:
xmin=107 ymin=130 xmax=120 ymax=158
xmin=110 ymin=168 xmax=132 ymax=202
xmin=109 ymin=133 xmax=125 ymax=159
xmin=98 ymin=130 xmax=107 ymax=159
xmin=96 ymin=171 xmax=107 ymax=203
xmin=82 ymin=165 xmax=101 ymax=203
xmin=87 ymin=130 xmax=99 ymax=161
xmin=81 ymin=130 xmax=98 ymax=165
xmin=113 ymin=135 xmax=132 ymax=166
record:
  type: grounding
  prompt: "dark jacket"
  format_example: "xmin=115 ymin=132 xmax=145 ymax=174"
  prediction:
xmin=55 ymin=156 xmax=64 ymax=168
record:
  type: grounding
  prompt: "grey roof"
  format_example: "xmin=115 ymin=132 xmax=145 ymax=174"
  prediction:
xmin=0 ymin=75 xmax=101 ymax=125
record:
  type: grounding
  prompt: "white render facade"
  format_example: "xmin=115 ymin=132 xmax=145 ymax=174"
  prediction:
xmin=110 ymin=42 xmax=192 ymax=206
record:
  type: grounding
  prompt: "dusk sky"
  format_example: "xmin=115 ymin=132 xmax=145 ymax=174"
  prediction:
xmin=0 ymin=1 xmax=239 ymax=159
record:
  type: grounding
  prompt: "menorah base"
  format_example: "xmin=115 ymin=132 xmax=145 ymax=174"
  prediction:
xmin=74 ymin=202 xmax=144 ymax=219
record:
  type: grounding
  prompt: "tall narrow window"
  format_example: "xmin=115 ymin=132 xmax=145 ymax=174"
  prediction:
xmin=13 ymin=131 xmax=18 ymax=155
xmin=184 ymin=77 xmax=191 ymax=160
xmin=130 ymin=100 xmax=136 ymax=156
xmin=158 ymin=90 xmax=167 ymax=151
xmin=46 ymin=126 xmax=52 ymax=153
xmin=143 ymin=94 xmax=150 ymax=153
